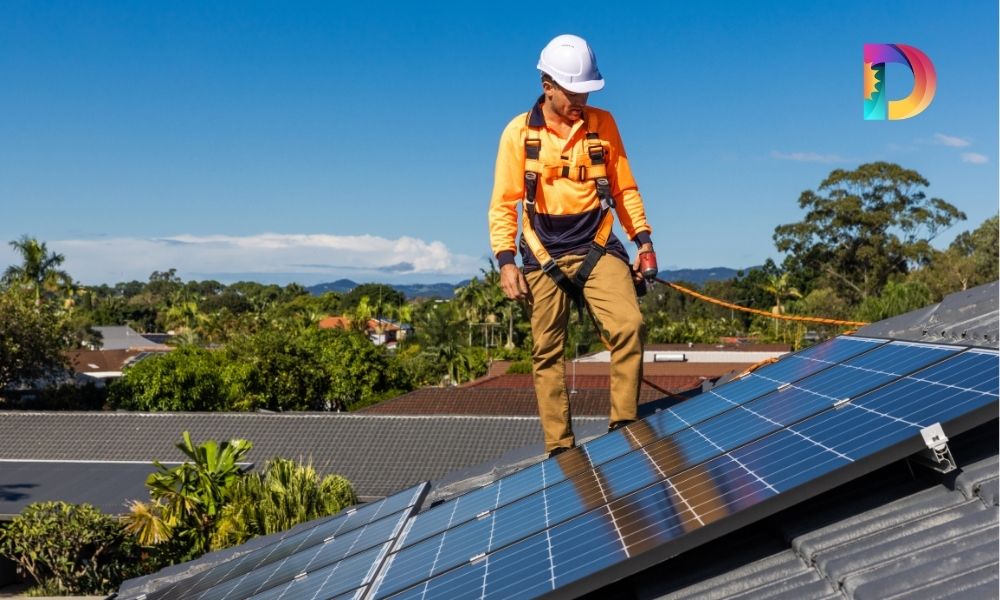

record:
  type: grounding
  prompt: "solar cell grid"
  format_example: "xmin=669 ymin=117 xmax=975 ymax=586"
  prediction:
xmin=372 ymin=341 xmax=957 ymax=596
xmin=243 ymin=542 xmax=388 ymax=600
xmin=194 ymin=511 xmax=406 ymax=600
xmin=397 ymin=336 xmax=884 ymax=549
xmin=379 ymin=347 xmax=997 ymax=600
xmin=127 ymin=483 xmax=427 ymax=600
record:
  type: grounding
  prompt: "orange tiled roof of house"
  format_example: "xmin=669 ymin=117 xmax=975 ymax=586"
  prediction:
xmin=318 ymin=316 xmax=352 ymax=330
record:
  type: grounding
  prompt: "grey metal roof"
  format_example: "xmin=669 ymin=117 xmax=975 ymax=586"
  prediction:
xmin=0 ymin=461 xmax=153 ymax=518
xmin=854 ymin=282 xmax=999 ymax=348
xmin=92 ymin=326 xmax=171 ymax=350
xmin=0 ymin=411 xmax=603 ymax=503
xmin=594 ymin=421 xmax=999 ymax=600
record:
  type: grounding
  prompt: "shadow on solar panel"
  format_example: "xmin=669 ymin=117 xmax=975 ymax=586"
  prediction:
xmin=368 ymin=342 xmax=997 ymax=600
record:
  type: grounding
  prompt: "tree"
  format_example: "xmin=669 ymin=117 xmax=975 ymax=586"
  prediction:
xmin=212 ymin=458 xmax=356 ymax=547
xmin=853 ymin=280 xmax=932 ymax=323
xmin=109 ymin=347 xmax=229 ymax=411
xmin=909 ymin=215 xmax=999 ymax=299
xmin=3 ymin=235 xmax=72 ymax=305
xmin=0 ymin=288 xmax=70 ymax=390
xmin=760 ymin=272 xmax=802 ymax=337
xmin=773 ymin=162 xmax=966 ymax=303
xmin=339 ymin=283 xmax=404 ymax=315
xmin=0 ymin=501 xmax=144 ymax=595
xmin=124 ymin=432 xmax=252 ymax=561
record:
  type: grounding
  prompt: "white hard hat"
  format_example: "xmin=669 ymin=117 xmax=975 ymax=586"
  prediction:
xmin=537 ymin=34 xmax=605 ymax=94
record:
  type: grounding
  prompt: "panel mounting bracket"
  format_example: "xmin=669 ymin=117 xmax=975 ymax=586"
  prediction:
xmin=911 ymin=422 xmax=956 ymax=474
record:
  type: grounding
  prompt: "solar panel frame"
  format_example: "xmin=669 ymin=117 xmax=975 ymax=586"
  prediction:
xmin=376 ymin=346 xmax=997 ymax=600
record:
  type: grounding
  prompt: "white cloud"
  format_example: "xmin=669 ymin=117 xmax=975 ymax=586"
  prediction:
xmin=933 ymin=133 xmax=971 ymax=147
xmin=28 ymin=233 xmax=482 ymax=285
xmin=770 ymin=151 xmax=849 ymax=164
xmin=960 ymin=152 xmax=989 ymax=164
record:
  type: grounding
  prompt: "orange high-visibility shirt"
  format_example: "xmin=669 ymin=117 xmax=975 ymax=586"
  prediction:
xmin=488 ymin=99 xmax=652 ymax=271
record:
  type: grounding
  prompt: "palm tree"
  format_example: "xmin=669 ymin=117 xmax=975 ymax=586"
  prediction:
xmin=760 ymin=273 xmax=802 ymax=336
xmin=123 ymin=432 xmax=252 ymax=558
xmin=3 ymin=236 xmax=72 ymax=305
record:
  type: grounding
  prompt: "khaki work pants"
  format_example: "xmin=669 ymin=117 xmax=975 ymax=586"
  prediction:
xmin=524 ymin=253 xmax=644 ymax=452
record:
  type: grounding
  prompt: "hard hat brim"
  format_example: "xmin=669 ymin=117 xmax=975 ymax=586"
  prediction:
xmin=561 ymin=77 xmax=605 ymax=94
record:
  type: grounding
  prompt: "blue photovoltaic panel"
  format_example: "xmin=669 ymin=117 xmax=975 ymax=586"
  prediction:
xmin=378 ymin=348 xmax=998 ymax=600
xmin=244 ymin=542 xmax=388 ymax=600
xmin=134 ymin=482 xmax=427 ymax=600
xmin=397 ymin=336 xmax=885 ymax=549
xmin=195 ymin=510 xmax=409 ymax=600
xmin=370 ymin=341 xmax=956 ymax=597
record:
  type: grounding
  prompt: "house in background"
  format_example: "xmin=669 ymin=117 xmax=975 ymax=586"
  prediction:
xmin=89 ymin=325 xmax=171 ymax=351
xmin=318 ymin=315 xmax=413 ymax=348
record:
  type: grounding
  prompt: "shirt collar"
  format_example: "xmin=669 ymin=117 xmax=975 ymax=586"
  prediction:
xmin=528 ymin=95 xmax=545 ymax=127
xmin=527 ymin=95 xmax=588 ymax=131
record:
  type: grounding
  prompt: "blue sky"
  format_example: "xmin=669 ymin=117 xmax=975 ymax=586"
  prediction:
xmin=1 ymin=1 xmax=996 ymax=285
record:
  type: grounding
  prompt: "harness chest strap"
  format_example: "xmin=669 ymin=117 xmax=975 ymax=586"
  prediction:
xmin=521 ymin=124 xmax=616 ymax=298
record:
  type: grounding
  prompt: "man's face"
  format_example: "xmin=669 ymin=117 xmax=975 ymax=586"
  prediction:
xmin=543 ymin=81 xmax=589 ymax=122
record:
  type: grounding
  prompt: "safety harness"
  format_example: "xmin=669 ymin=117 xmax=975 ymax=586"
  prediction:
xmin=520 ymin=116 xmax=616 ymax=305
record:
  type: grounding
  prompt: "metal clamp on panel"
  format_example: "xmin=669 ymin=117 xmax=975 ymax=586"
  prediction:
xmin=911 ymin=422 xmax=956 ymax=474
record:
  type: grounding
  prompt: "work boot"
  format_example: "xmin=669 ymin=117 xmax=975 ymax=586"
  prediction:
xmin=547 ymin=446 xmax=572 ymax=459
xmin=608 ymin=419 xmax=635 ymax=433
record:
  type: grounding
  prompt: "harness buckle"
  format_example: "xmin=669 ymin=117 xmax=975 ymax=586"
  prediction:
xmin=595 ymin=177 xmax=614 ymax=210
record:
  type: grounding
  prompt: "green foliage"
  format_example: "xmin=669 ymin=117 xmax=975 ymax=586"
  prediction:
xmin=109 ymin=327 xmax=412 ymax=411
xmin=0 ymin=501 xmax=143 ymax=595
xmin=853 ymin=280 xmax=932 ymax=323
xmin=109 ymin=346 xmax=229 ymax=411
xmin=124 ymin=433 xmax=253 ymax=561
xmin=909 ymin=214 xmax=999 ymax=300
xmin=125 ymin=435 xmax=356 ymax=565
xmin=0 ymin=288 xmax=70 ymax=390
xmin=340 ymin=283 xmax=405 ymax=314
xmin=2 ymin=235 xmax=71 ymax=306
xmin=774 ymin=162 xmax=966 ymax=302
xmin=213 ymin=458 xmax=357 ymax=547
xmin=411 ymin=300 xmax=489 ymax=385
xmin=648 ymin=317 xmax=741 ymax=344
xmin=506 ymin=360 xmax=532 ymax=374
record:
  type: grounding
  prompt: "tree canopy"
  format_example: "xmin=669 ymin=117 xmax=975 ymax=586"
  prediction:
xmin=773 ymin=162 xmax=966 ymax=302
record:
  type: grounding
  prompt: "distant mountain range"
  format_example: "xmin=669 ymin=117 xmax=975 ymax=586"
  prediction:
xmin=307 ymin=267 xmax=749 ymax=300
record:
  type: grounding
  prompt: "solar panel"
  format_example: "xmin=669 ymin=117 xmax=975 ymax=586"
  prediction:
xmin=368 ymin=340 xmax=958 ymax=598
xmin=244 ymin=542 xmax=389 ymax=600
xmin=376 ymin=347 xmax=997 ymax=600
xmin=130 ymin=482 xmax=428 ymax=600
xmin=396 ymin=336 xmax=886 ymax=549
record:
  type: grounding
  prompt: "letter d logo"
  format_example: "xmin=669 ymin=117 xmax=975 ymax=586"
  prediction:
xmin=864 ymin=44 xmax=937 ymax=120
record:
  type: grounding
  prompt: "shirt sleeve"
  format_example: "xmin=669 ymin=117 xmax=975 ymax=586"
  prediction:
xmin=488 ymin=116 xmax=526 ymax=265
xmin=603 ymin=114 xmax=652 ymax=243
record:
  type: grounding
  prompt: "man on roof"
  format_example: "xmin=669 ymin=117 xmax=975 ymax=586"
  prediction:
xmin=488 ymin=34 xmax=657 ymax=458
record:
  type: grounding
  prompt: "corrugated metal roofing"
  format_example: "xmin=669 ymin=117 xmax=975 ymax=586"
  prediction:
xmin=0 ymin=412 xmax=604 ymax=501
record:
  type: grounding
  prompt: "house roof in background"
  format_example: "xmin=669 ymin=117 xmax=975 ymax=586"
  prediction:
xmin=0 ymin=461 xmax=154 ymax=518
xmin=0 ymin=411 xmax=605 ymax=502
xmin=359 ymin=382 xmax=696 ymax=417
xmin=92 ymin=325 xmax=171 ymax=351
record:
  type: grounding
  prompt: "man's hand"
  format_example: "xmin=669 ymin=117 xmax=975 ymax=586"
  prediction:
xmin=499 ymin=263 xmax=529 ymax=300
xmin=632 ymin=242 xmax=654 ymax=276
